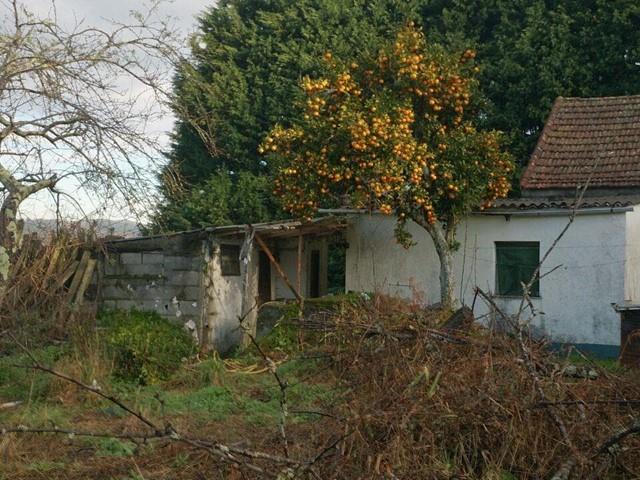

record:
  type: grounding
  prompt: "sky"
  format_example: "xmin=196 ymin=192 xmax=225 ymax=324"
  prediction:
xmin=15 ymin=0 xmax=213 ymax=226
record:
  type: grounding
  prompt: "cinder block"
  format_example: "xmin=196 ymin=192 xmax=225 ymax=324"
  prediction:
xmin=104 ymin=262 xmax=123 ymax=276
xmin=182 ymin=286 xmax=202 ymax=302
xmin=116 ymin=299 xmax=171 ymax=313
xmin=103 ymin=278 xmax=165 ymax=293
xmin=142 ymin=252 xmax=165 ymax=264
xmin=102 ymin=299 xmax=117 ymax=310
xmin=133 ymin=286 xmax=186 ymax=302
xmin=120 ymin=252 xmax=142 ymax=265
xmin=101 ymin=285 xmax=134 ymax=300
xmin=167 ymin=271 xmax=201 ymax=286
xmin=164 ymin=255 xmax=201 ymax=270
xmin=121 ymin=264 xmax=164 ymax=277
xmin=173 ymin=301 xmax=201 ymax=317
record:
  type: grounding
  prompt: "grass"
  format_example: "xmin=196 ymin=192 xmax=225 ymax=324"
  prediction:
xmin=26 ymin=460 xmax=67 ymax=472
xmin=0 ymin=344 xmax=66 ymax=401
xmin=0 ymin=318 xmax=335 ymax=438
xmin=0 ymin=309 xmax=341 ymax=480
xmin=564 ymin=352 xmax=627 ymax=374
xmin=93 ymin=438 xmax=137 ymax=457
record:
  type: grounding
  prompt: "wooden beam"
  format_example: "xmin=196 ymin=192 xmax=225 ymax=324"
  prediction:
xmin=67 ymin=250 xmax=90 ymax=303
xmin=254 ymin=233 xmax=302 ymax=303
xmin=73 ymin=259 xmax=97 ymax=307
xmin=297 ymin=233 xmax=303 ymax=297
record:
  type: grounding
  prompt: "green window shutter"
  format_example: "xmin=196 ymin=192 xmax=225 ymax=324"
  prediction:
xmin=495 ymin=242 xmax=540 ymax=297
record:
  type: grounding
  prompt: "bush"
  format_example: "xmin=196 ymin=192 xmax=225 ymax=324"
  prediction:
xmin=100 ymin=310 xmax=196 ymax=384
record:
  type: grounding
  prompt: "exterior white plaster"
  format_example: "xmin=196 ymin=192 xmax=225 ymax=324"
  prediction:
xmin=204 ymin=239 xmax=245 ymax=352
xmin=346 ymin=211 xmax=632 ymax=348
xmin=625 ymin=205 xmax=640 ymax=302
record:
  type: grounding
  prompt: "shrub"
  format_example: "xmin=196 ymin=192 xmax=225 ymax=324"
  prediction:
xmin=100 ymin=310 xmax=195 ymax=384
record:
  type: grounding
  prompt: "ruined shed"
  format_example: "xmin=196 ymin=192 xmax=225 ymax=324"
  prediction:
xmin=100 ymin=217 xmax=346 ymax=352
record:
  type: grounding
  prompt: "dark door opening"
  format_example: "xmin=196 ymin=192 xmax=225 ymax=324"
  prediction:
xmin=258 ymin=251 xmax=271 ymax=304
xmin=327 ymin=238 xmax=347 ymax=294
xmin=309 ymin=249 xmax=321 ymax=298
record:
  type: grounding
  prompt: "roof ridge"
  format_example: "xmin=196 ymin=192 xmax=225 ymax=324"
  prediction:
xmin=559 ymin=94 xmax=640 ymax=102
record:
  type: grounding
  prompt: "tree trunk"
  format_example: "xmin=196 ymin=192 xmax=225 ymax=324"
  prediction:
xmin=0 ymin=193 xmax=24 ymax=305
xmin=415 ymin=217 xmax=456 ymax=310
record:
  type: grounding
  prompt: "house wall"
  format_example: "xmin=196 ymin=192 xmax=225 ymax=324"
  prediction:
xmin=346 ymin=211 xmax=628 ymax=351
xmin=101 ymin=248 xmax=204 ymax=337
xmin=625 ymin=206 xmax=640 ymax=302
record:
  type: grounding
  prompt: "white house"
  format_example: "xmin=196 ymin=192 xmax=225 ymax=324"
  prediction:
xmin=343 ymin=94 xmax=640 ymax=357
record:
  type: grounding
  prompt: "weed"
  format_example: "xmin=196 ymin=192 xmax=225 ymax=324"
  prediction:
xmin=0 ymin=345 xmax=66 ymax=401
xmin=12 ymin=403 xmax=71 ymax=427
xmin=27 ymin=460 xmax=67 ymax=472
xmin=99 ymin=309 xmax=196 ymax=384
xmin=94 ymin=437 xmax=136 ymax=457
xmin=173 ymin=452 xmax=190 ymax=468
xmin=167 ymin=357 xmax=227 ymax=389
xmin=165 ymin=385 xmax=236 ymax=419
xmin=565 ymin=353 xmax=626 ymax=374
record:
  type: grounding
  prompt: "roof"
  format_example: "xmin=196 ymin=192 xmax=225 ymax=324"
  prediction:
xmin=521 ymin=95 xmax=640 ymax=190
xmin=209 ymin=216 xmax=346 ymax=239
xmin=487 ymin=195 xmax=640 ymax=213
xmin=104 ymin=216 xmax=346 ymax=252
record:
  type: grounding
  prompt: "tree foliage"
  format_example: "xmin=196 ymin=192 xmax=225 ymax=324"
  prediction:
xmin=420 ymin=0 xmax=640 ymax=165
xmin=262 ymin=25 xmax=513 ymax=306
xmin=151 ymin=170 xmax=275 ymax=232
xmin=152 ymin=0 xmax=420 ymax=230
xmin=156 ymin=0 xmax=640 ymax=230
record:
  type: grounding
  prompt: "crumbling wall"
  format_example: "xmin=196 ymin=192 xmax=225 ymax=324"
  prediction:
xmin=203 ymin=236 xmax=259 ymax=353
xmin=101 ymin=247 xmax=204 ymax=339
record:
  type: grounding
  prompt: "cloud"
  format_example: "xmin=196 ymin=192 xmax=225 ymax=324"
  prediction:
xmin=26 ymin=0 xmax=210 ymax=33
xmin=8 ymin=0 xmax=214 ymax=221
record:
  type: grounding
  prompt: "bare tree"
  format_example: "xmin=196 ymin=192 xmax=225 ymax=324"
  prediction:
xmin=0 ymin=0 xmax=186 ymax=302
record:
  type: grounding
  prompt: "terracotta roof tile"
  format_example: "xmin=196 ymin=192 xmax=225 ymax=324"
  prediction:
xmin=489 ymin=195 xmax=640 ymax=211
xmin=520 ymin=95 xmax=640 ymax=190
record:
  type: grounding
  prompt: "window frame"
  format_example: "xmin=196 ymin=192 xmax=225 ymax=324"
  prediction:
xmin=494 ymin=241 xmax=541 ymax=298
xmin=220 ymin=244 xmax=241 ymax=276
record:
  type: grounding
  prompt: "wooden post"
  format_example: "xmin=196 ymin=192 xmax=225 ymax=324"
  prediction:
xmin=67 ymin=250 xmax=90 ymax=303
xmin=73 ymin=259 xmax=97 ymax=307
xmin=296 ymin=232 xmax=306 ymax=348
xmin=254 ymin=234 xmax=303 ymax=303
xmin=297 ymin=233 xmax=303 ymax=297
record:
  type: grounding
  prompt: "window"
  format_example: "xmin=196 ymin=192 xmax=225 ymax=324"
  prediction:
xmin=495 ymin=241 xmax=540 ymax=297
xmin=220 ymin=244 xmax=241 ymax=276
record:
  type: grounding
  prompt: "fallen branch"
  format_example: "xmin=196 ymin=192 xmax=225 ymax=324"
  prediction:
xmin=534 ymin=399 xmax=640 ymax=409
xmin=595 ymin=418 xmax=640 ymax=456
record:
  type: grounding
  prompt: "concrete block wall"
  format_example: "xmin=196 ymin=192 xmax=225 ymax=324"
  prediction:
xmin=101 ymin=250 xmax=204 ymax=328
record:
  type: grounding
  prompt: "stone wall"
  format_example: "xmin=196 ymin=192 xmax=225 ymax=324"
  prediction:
xmin=101 ymin=248 xmax=204 ymax=332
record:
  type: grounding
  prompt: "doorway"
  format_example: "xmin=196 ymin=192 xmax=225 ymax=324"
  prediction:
xmin=309 ymin=249 xmax=321 ymax=298
xmin=258 ymin=251 xmax=271 ymax=304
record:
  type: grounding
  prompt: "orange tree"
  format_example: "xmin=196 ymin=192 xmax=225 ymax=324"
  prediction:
xmin=261 ymin=25 xmax=513 ymax=308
